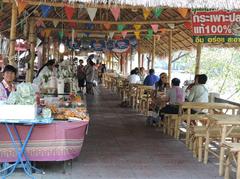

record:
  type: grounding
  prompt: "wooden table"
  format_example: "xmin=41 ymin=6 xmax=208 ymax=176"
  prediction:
xmin=204 ymin=114 xmax=240 ymax=176
xmin=179 ymin=102 xmax=239 ymax=147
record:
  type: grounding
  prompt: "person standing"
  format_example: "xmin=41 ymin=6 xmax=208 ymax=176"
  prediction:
xmin=84 ymin=55 xmax=95 ymax=95
xmin=77 ymin=59 xmax=85 ymax=93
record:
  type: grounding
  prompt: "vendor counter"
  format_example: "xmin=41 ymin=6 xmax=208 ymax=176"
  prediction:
xmin=0 ymin=120 xmax=89 ymax=162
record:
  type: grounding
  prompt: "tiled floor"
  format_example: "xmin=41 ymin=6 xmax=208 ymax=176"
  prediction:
xmin=10 ymin=86 xmax=224 ymax=179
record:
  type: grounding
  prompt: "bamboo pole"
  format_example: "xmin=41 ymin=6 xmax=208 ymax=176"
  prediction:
xmin=195 ymin=43 xmax=202 ymax=75
xmin=168 ymin=31 xmax=173 ymax=83
xmin=148 ymin=53 xmax=151 ymax=70
xmin=138 ymin=42 xmax=141 ymax=69
xmin=8 ymin=3 xmax=17 ymax=66
xmin=2 ymin=0 xmax=155 ymax=9
xmin=32 ymin=17 xmax=190 ymax=25
xmin=141 ymin=54 xmax=144 ymax=68
xmin=125 ymin=54 xmax=128 ymax=75
xmin=151 ymin=36 xmax=156 ymax=69
xmin=42 ymin=36 xmax=48 ymax=65
xmin=26 ymin=20 xmax=36 ymax=82
xmin=130 ymin=48 xmax=133 ymax=71
xmin=111 ymin=53 xmax=114 ymax=71
xmin=43 ymin=27 xmax=178 ymax=34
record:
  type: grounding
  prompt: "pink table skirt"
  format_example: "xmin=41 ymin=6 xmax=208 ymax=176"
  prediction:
xmin=0 ymin=121 xmax=89 ymax=162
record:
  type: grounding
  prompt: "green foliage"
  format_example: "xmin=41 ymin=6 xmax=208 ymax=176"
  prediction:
xmin=178 ymin=47 xmax=240 ymax=102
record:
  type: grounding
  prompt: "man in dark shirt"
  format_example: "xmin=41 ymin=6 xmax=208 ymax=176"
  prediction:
xmin=143 ymin=69 xmax=159 ymax=86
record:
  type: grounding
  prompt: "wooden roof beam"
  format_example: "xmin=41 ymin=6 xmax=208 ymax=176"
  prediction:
xmin=2 ymin=0 xmax=167 ymax=9
xmin=31 ymin=17 xmax=190 ymax=25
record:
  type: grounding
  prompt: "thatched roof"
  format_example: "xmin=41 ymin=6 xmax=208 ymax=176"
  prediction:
xmin=0 ymin=1 xmax=238 ymax=58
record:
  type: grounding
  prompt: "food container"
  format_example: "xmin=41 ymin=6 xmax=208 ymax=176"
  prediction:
xmin=0 ymin=104 xmax=37 ymax=120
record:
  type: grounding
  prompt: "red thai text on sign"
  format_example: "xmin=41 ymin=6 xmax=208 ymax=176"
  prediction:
xmin=192 ymin=11 xmax=240 ymax=36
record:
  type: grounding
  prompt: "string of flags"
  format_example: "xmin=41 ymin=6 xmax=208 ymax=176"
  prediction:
xmin=13 ymin=3 xmax=191 ymax=42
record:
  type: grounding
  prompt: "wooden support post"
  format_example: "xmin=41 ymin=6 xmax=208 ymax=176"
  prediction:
xmin=42 ymin=36 xmax=48 ymax=65
xmin=195 ymin=43 xmax=202 ymax=75
xmin=125 ymin=54 xmax=128 ymax=75
xmin=26 ymin=20 xmax=36 ymax=82
xmin=141 ymin=54 xmax=144 ymax=68
xmin=120 ymin=54 xmax=123 ymax=73
xmin=8 ymin=3 xmax=17 ymax=66
xmin=151 ymin=36 xmax=156 ymax=69
xmin=138 ymin=42 xmax=141 ymax=69
xmin=148 ymin=53 xmax=151 ymax=70
xmin=130 ymin=49 xmax=133 ymax=71
xmin=111 ymin=53 xmax=114 ymax=71
xmin=168 ymin=31 xmax=172 ymax=83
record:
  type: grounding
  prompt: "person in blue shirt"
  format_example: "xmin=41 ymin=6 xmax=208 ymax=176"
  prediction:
xmin=143 ymin=69 xmax=159 ymax=86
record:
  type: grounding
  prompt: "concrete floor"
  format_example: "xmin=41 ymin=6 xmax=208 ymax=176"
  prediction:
xmin=10 ymin=86 xmax=224 ymax=179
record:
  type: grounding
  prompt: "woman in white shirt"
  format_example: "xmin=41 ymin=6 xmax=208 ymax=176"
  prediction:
xmin=187 ymin=74 xmax=208 ymax=103
xmin=127 ymin=69 xmax=141 ymax=84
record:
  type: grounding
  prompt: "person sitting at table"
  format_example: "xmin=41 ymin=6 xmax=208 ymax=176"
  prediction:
xmin=185 ymin=74 xmax=200 ymax=96
xmin=155 ymin=72 xmax=170 ymax=92
xmin=127 ymin=69 xmax=141 ymax=84
xmin=143 ymin=69 xmax=159 ymax=86
xmin=159 ymin=78 xmax=185 ymax=115
xmin=139 ymin=67 xmax=146 ymax=82
xmin=0 ymin=65 xmax=17 ymax=100
xmin=187 ymin=74 xmax=208 ymax=103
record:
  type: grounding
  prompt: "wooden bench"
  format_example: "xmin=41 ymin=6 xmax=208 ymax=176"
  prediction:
xmin=192 ymin=126 xmax=240 ymax=163
xmin=223 ymin=142 xmax=240 ymax=179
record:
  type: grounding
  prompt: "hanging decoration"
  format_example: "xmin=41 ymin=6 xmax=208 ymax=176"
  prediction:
xmin=134 ymin=24 xmax=141 ymax=31
xmin=86 ymin=23 xmax=94 ymax=30
xmin=106 ymin=40 xmax=115 ymax=50
xmin=154 ymin=8 xmax=164 ymax=18
xmin=17 ymin=0 xmax=27 ymax=15
xmin=36 ymin=19 xmax=45 ymax=27
xmin=86 ymin=8 xmax=97 ymax=21
xmin=117 ymin=24 xmax=125 ymax=32
xmin=44 ymin=29 xmax=51 ymax=38
xmin=121 ymin=30 xmax=128 ymax=38
xmin=143 ymin=8 xmax=151 ymax=20
xmin=64 ymin=5 xmax=74 ymax=20
xmin=177 ymin=8 xmax=189 ymax=18
xmin=69 ymin=21 xmax=77 ymax=28
xmin=168 ymin=23 xmax=175 ymax=29
xmin=104 ymin=23 xmax=111 ymax=30
xmin=40 ymin=5 xmax=53 ymax=18
xmin=134 ymin=31 xmax=141 ymax=39
xmin=58 ymin=31 xmax=64 ymax=39
xmin=159 ymin=28 xmax=167 ymax=33
xmin=53 ymin=20 xmax=59 ymax=28
xmin=91 ymin=40 xmax=106 ymax=51
xmin=109 ymin=32 xmax=115 ymax=39
xmin=184 ymin=22 xmax=192 ymax=30
xmin=151 ymin=24 xmax=158 ymax=33
xmin=72 ymin=29 xmax=75 ymax=45
xmin=110 ymin=7 xmax=120 ymax=21
xmin=146 ymin=29 xmax=153 ymax=40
